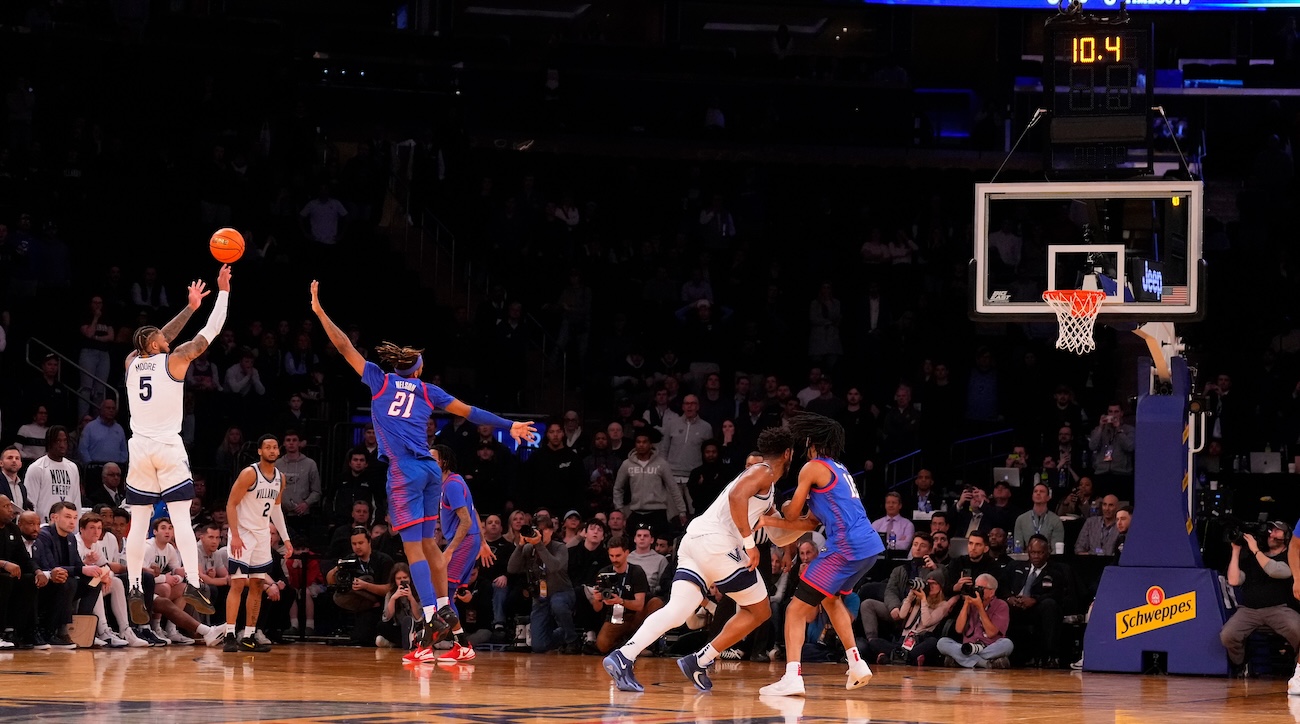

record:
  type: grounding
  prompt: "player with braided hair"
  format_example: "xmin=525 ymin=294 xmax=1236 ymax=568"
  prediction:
xmin=310 ymin=281 xmax=537 ymax=664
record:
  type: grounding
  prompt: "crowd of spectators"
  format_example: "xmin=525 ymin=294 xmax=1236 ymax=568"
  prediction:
xmin=1 ymin=7 xmax=1299 ymax=676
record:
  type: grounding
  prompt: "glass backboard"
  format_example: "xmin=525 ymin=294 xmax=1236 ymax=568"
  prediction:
xmin=971 ymin=180 xmax=1204 ymax=321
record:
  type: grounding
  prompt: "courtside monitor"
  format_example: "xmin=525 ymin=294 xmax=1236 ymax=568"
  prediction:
xmin=971 ymin=180 xmax=1204 ymax=322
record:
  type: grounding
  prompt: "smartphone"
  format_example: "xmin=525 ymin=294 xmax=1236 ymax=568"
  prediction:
xmin=1008 ymin=453 xmax=1020 ymax=461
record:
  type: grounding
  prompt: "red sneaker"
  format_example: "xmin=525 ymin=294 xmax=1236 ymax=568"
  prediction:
xmin=403 ymin=646 xmax=437 ymax=664
xmin=436 ymin=643 xmax=477 ymax=664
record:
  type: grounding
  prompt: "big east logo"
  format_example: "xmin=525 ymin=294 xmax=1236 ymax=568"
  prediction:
xmin=1115 ymin=586 xmax=1196 ymax=639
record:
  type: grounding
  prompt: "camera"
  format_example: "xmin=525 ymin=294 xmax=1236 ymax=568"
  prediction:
xmin=960 ymin=642 xmax=986 ymax=656
xmin=333 ymin=558 xmax=370 ymax=592
xmin=908 ymin=577 xmax=926 ymax=592
xmin=1223 ymin=515 xmax=1267 ymax=546
xmin=331 ymin=558 xmax=379 ymax=612
xmin=519 ymin=524 xmax=538 ymax=539
xmin=596 ymin=571 xmax=621 ymax=599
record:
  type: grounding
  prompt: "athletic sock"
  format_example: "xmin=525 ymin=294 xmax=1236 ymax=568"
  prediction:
xmin=697 ymin=644 xmax=719 ymax=665
xmin=422 ymin=605 xmax=438 ymax=621
xmin=786 ymin=662 xmax=801 ymax=677
xmin=847 ymin=646 xmax=863 ymax=664
xmin=243 ymin=626 xmax=255 ymax=639
xmin=436 ymin=596 xmax=450 ymax=610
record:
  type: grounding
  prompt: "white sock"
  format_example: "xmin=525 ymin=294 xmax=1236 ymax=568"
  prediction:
xmin=847 ymin=646 xmax=863 ymax=664
xmin=195 ymin=625 xmax=210 ymax=636
xmin=243 ymin=626 xmax=255 ymax=639
xmin=786 ymin=661 xmax=801 ymax=677
xmin=697 ymin=644 xmax=719 ymax=665
xmin=436 ymin=596 xmax=450 ymax=609
xmin=422 ymin=604 xmax=438 ymax=621
xmin=453 ymin=627 xmax=465 ymax=635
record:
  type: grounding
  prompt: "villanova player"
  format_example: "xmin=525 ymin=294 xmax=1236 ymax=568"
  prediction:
xmin=123 ymin=265 xmax=231 ymax=624
xmin=223 ymin=434 xmax=292 ymax=653
xmin=759 ymin=412 xmax=883 ymax=697
xmin=603 ymin=426 xmax=795 ymax=693
xmin=311 ymin=281 xmax=536 ymax=652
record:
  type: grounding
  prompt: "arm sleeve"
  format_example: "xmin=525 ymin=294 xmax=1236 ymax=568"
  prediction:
xmin=1263 ymin=558 xmax=1293 ymax=579
xmin=196 ymin=291 xmax=229 ymax=344
xmin=269 ymin=503 xmax=289 ymax=543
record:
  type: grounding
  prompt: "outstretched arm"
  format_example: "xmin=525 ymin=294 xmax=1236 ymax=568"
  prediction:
xmin=168 ymin=266 xmax=231 ymax=376
xmin=159 ymin=280 xmax=211 ymax=343
xmin=309 ymin=281 xmax=365 ymax=375
xmin=443 ymin=398 xmax=538 ymax=446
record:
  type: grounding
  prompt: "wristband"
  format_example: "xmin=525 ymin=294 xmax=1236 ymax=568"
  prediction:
xmin=742 ymin=535 xmax=756 ymax=550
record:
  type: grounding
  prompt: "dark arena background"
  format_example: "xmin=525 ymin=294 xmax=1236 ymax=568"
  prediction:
xmin=2 ymin=0 xmax=1300 ymax=721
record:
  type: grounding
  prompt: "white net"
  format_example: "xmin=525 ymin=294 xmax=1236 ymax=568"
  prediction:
xmin=1043 ymin=290 xmax=1106 ymax=355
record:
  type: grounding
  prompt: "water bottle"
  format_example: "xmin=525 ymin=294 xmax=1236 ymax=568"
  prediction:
xmin=1059 ymin=466 xmax=1068 ymax=489
xmin=888 ymin=532 xmax=898 ymax=551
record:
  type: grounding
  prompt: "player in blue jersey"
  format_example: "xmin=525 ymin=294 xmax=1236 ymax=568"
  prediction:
xmin=758 ymin=412 xmax=882 ymax=697
xmin=310 ymin=281 xmax=536 ymax=659
xmin=431 ymin=444 xmax=482 ymax=664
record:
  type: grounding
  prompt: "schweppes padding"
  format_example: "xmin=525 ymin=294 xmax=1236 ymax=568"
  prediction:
xmin=1115 ymin=586 xmax=1196 ymax=640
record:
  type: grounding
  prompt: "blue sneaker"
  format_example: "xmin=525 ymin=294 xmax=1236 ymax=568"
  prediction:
xmin=677 ymin=652 xmax=714 ymax=692
xmin=602 ymin=651 xmax=644 ymax=692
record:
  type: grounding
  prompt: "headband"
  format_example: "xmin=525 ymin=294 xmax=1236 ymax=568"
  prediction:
xmin=395 ymin=354 xmax=423 ymax=377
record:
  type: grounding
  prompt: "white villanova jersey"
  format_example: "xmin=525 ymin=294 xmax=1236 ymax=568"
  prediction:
xmin=238 ymin=464 xmax=283 ymax=535
xmin=126 ymin=353 xmax=185 ymax=440
xmin=685 ymin=463 xmax=776 ymax=543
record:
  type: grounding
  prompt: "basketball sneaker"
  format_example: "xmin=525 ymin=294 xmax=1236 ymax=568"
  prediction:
xmin=127 ymin=586 xmax=150 ymax=625
xmin=602 ymin=650 xmax=644 ymax=693
xmin=238 ymin=635 xmax=271 ymax=653
xmin=759 ymin=673 xmax=806 ymax=697
xmin=846 ymin=654 xmax=873 ymax=690
xmin=223 ymin=633 xmax=239 ymax=653
xmin=425 ymin=613 xmax=452 ymax=644
xmin=183 ymin=583 xmax=216 ymax=615
xmin=436 ymin=643 xmax=477 ymax=664
xmin=403 ymin=646 xmax=437 ymax=664
xmin=677 ymin=652 xmax=714 ymax=691
xmin=436 ymin=606 xmax=459 ymax=637
xmin=203 ymin=625 xmax=227 ymax=648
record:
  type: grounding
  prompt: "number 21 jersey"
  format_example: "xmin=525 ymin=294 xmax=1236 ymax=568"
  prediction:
xmin=362 ymin=361 xmax=453 ymax=462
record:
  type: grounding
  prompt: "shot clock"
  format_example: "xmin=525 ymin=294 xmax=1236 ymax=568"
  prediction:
xmin=1043 ymin=17 xmax=1154 ymax=177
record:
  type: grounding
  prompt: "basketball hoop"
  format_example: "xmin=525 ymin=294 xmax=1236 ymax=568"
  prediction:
xmin=1043 ymin=290 xmax=1106 ymax=355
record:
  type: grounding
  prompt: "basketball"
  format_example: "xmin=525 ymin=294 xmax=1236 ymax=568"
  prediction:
xmin=209 ymin=228 xmax=245 ymax=264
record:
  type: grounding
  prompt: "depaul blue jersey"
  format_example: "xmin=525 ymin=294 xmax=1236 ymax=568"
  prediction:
xmin=362 ymin=362 xmax=454 ymax=463
xmin=806 ymin=457 xmax=882 ymax=560
xmin=440 ymin=473 xmax=481 ymax=542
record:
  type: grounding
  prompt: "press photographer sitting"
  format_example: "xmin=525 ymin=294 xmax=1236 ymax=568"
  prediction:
xmin=1219 ymin=521 xmax=1300 ymax=676
xmin=326 ymin=526 xmax=394 ymax=646
xmin=935 ymin=572 xmax=1013 ymax=668
xmin=588 ymin=535 xmax=665 ymax=654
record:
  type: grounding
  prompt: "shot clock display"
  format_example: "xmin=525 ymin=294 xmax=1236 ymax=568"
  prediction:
xmin=1044 ymin=19 xmax=1154 ymax=177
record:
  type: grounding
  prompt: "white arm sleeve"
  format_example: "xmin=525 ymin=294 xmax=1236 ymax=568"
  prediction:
xmin=269 ymin=502 xmax=289 ymax=543
xmin=197 ymin=290 xmax=229 ymax=344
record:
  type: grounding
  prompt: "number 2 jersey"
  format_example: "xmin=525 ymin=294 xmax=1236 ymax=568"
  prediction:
xmin=806 ymin=457 xmax=882 ymax=560
xmin=126 ymin=353 xmax=185 ymax=441
xmin=362 ymin=362 xmax=454 ymax=463
xmin=236 ymin=464 xmax=283 ymax=539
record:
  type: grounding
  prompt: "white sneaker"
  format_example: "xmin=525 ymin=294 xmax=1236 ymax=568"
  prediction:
xmin=847 ymin=660 xmax=873 ymax=690
xmin=1288 ymin=674 xmax=1300 ymax=696
xmin=759 ymin=674 xmax=806 ymax=697
xmin=203 ymin=625 xmax=226 ymax=648
xmin=164 ymin=623 xmax=195 ymax=645
xmin=93 ymin=637 xmax=109 ymax=648
xmin=253 ymin=631 xmax=272 ymax=646
xmin=0 ymin=639 xmax=13 ymax=649
xmin=104 ymin=631 xmax=130 ymax=648
xmin=123 ymin=629 xmax=149 ymax=648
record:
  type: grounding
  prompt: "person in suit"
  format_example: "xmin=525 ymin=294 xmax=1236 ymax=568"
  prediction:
xmin=0 ymin=446 xmax=33 ymax=512
xmin=998 ymin=534 xmax=1072 ymax=667
xmin=34 ymin=501 xmax=107 ymax=648
xmin=0 ymin=495 xmax=38 ymax=647
xmin=86 ymin=462 xmax=126 ymax=509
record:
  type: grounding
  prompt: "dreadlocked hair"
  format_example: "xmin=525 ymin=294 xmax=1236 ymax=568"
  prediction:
xmin=374 ymin=341 xmax=424 ymax=370
xmin=785 ymin=411 xmax=846 ymax=460
xmin=133 ymin=326 xmax=161 ymax=354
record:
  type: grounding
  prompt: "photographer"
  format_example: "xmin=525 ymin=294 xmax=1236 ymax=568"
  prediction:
xmin=377 ymin=563 xmax=419 ymax=649
xmin=587 ymin=535 xmax=664 ymax=654
xmin=325 ymin=527 xmax=394 ymax=646
xmin=935 ymin=573 xmax=1013 ymax=668
xmin=506 ymin=512 xmax=579 ymax=653
xmin=860 ymin=532 xmax=938 ymax=642
xmin=865 ymin=569 xmax=953 ymax=666
xmin=1220 ymin=521 xmax=1300 ymax=674
xmin=1087 ymin=403 xmax=1135 ymax=500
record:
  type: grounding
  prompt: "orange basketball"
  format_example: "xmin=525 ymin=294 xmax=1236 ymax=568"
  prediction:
xmin=210 ymin=228 xmax=245 ymax=264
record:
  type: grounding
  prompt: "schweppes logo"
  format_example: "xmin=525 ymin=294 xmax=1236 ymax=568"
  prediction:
xmin=1115 ymin=586 xmax=1196 ymax=639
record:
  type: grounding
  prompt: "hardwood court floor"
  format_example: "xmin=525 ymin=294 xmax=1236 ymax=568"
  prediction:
xmin=1 ymin=645 xmax=1297 ymax=723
